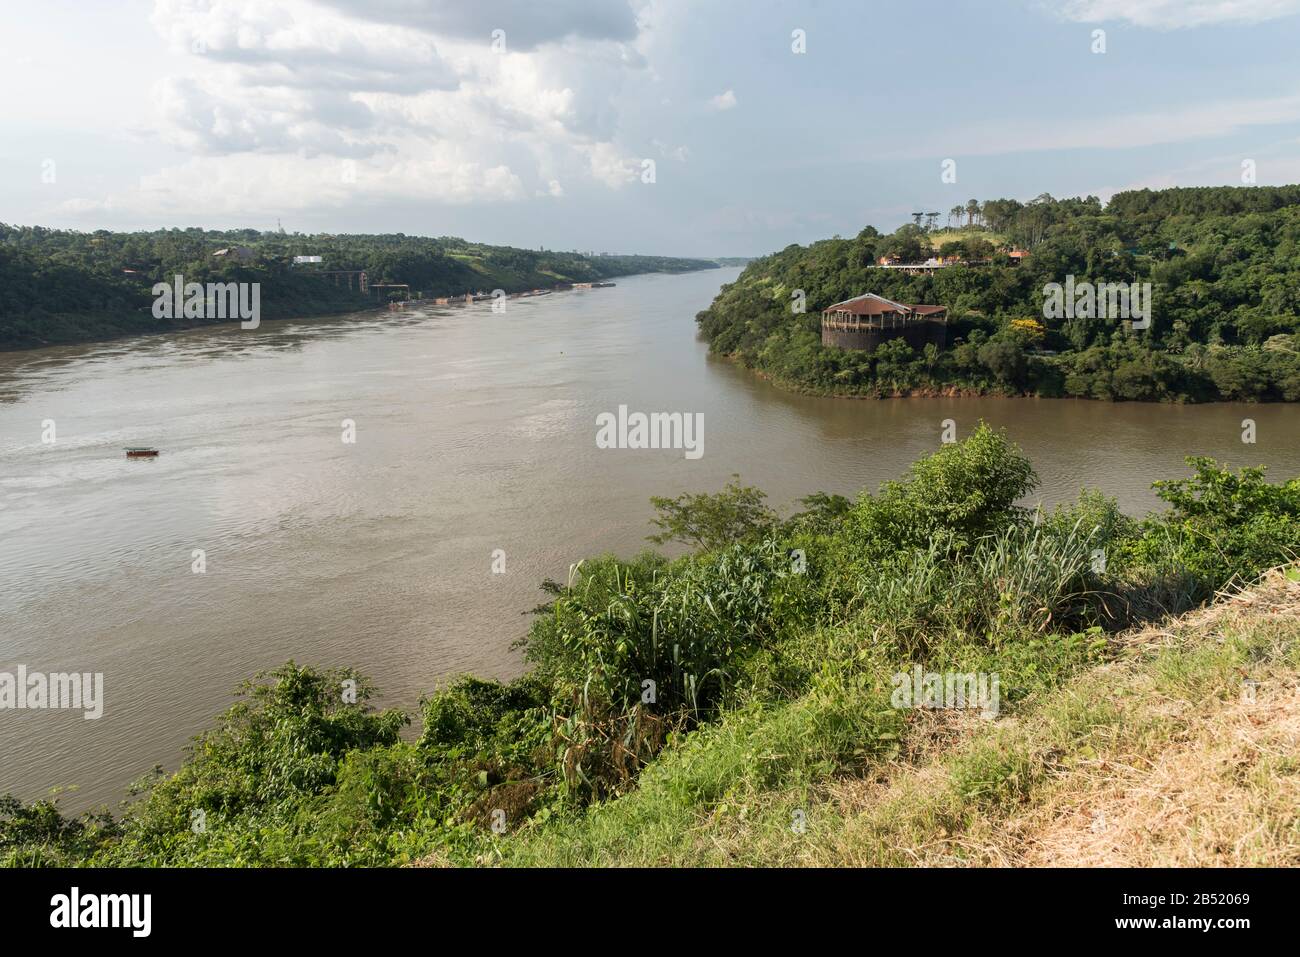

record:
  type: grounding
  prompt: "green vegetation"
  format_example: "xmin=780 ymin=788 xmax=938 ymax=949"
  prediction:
xmin=0 ymin=224 xmax=717 ymax=349
xmin=4 ymin=426 xmax=1297 ymax=866
xmin=646 ymin=476 xmax=778 ymax=550
xmin=696 ymin=186 xmax=1300 ymax=401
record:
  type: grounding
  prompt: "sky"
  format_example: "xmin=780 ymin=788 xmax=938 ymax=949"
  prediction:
xmin=3 ymin=0 xmax=1300 ymax=257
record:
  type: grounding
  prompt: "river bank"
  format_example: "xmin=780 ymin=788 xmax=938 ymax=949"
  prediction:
xmin=0 ymin=300 xmax=374 ymax=353
xmin=7 ymin=421 xmax=1298 ymax=867
xmin=483 ymin=564 xmax=1300 ymax=868
xmin=3 ymin=267 xmax=1298 ymax=812
xmin=0 ymin=269 xmax=718 ymax=353
xmin=719 ymin=348 xmax=1300 ymax=403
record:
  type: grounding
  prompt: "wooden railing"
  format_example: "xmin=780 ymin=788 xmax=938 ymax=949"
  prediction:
xmin=821 ymin=312 xmax=945 ymax=332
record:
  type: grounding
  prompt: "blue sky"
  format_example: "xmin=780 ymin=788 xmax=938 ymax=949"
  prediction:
xmin=3 ymin=0 xmax=1300 ymax=256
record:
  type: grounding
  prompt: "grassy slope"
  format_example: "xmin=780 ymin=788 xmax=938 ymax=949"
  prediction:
xmin=481 ymin=568 xmax=1300 ymax=867
xmin=925 ymin=228 xmax=1007 ymax=250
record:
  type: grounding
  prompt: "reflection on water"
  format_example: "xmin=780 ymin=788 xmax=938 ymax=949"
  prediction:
xmin=1 ymin=267 xmax=1297 ymax=810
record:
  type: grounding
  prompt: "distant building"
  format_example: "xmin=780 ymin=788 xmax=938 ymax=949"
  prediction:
xmin=821 ymin=293 xmax=948 ymax=353
xmin=212 ymin=246 xmax=257 ymax=263
xmin=293 ymin=255 xmax=323 ymax=264
xmin=878 ymin=255 xmax=956 ymax=274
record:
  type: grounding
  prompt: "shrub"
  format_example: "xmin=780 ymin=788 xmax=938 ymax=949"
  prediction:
xmin=520 ymin=540 xmax=809 ymax=798
xmin=842 ymin=423 xmax=1038 ymax=560
xmin=647 ymin=477 xmax=777 ymax=550
xmin=1133 ymin=458 xmax=1300 ymax=593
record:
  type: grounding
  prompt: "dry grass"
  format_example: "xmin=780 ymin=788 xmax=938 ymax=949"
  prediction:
xmin=1010 ymin=572 xmax=1300 ymax=866
xmin=1014 ymin=682 xmax=1299 ymax=865
xmin=780 ymin=568 xmax=1300 ymax=867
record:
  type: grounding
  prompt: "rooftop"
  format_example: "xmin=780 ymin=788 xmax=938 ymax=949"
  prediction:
xmin=823 ymin=293 xmax=947 ymax=318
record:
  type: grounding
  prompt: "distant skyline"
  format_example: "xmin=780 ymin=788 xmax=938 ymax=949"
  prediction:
xmin=4 ymin=0 xmax=1300 ymax=256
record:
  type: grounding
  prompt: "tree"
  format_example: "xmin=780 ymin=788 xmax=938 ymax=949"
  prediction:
xmin=981 ymin=198 xmax=1023 ymax=232
xmin=1009 ymin=317 xmax=1046 ymax=344
xmin=647 ymin=477 xmax=777 ymax=550
xmin=783 ymin=491 xmax=852 ymax=535
xmin=848 ymin=423 xmax=1039 ymax=555
xmin=877 ymin=227 xmax=929 ymax=264
xmin=692 ymin=185 xmax=1300 ymax=403
xmin=978 ymin=337 xmax=1027 ymax=385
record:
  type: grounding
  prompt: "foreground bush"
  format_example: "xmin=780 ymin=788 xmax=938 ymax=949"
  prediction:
xmin=3 ymin=427 xmax=1295 ymax=866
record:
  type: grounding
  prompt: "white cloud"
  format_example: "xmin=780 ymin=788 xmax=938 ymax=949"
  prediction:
xmin=653 ymin=138 xmax=689 ymax=161
xmin=709 ymin=89 xmax=737 ymax=110
xmin=1047 ymin=0 xmax=1300 ymax=29
xmin=59 ymin=0 xmax=661 ymax=220
xmin=889 ymin=89 xmax=1300 ymax=158
xmin=153 ymin=75 xmax=382 ymax=156
xmin=314 ymin=0 xmax=639 ymax=50
xmin=1088 ymin=137 xmax=1300 ymax=199
xmin=61 ymin=149 xmax=525 ymax=220
xmin=581 ymin=142 xmax=641 ymax=188
xmin=150 ymin=0 xmax=458 ymax=93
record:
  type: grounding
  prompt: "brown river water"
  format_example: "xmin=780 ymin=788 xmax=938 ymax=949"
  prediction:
xmin=1 ymin=266 xmax=1297 ymax=809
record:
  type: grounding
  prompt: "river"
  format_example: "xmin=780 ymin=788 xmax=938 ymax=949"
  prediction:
xmin=2 ymin=266 xmax=1297 ymax=810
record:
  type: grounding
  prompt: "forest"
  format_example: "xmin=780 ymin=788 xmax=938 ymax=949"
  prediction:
xmin=0 ymin=224 xmax=716 ymax=349
xmin=696 ymin=185 xmax=1300 ymax=402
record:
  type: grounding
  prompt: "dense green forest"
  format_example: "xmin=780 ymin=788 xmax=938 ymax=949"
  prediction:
xmin=4 ymin=427 xmax=1297 ymax=866
xmin=697 ymin=185 xmax=1300 ymax=402
xmin=0 ymin=224 xmax=716 ymax=349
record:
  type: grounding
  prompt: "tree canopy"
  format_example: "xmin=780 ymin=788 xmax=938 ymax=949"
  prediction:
xmin=0 ymin=224 xmax=717 ymax=349
xmin=696 ymin=185 xmax=1300 ymax=402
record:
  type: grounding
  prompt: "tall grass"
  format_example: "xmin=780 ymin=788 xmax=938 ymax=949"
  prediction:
xmin=525 ymin=540 xmax=811 ymax=799
xmin=837 ymin=519 xmax=1104 ymax=655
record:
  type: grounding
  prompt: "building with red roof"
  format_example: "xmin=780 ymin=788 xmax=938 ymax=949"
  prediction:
xmin=820 ymin=293 xmax=948 ymax=353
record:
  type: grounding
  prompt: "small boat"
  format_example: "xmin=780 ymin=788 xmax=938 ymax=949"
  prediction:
xmin=125 ymin=447 xmax=159 ymax=458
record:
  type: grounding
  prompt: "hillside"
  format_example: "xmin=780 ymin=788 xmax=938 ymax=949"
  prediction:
xmin=494 ymin=566 xmax=1299 ymax=867
xmin=0 ymin=224 xmax=717 ymax=350
xmin=4 ymin=428 xmax=1297 ymax=867
xmin=696 ymin=185 xmax=1300 ymax=402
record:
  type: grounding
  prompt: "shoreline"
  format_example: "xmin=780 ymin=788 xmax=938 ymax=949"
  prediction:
xmin=0 ymin=301 xmax=376 ymax=355
xmin=730 ymin=355 xmax=1291 ymax=404
xmin=0 ymin=268 xmax=720 ymax=356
